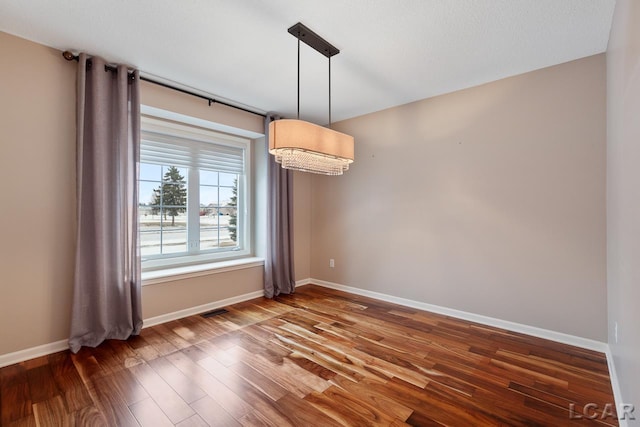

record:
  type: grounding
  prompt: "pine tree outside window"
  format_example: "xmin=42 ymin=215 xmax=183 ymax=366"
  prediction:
xmin=150 ymin=166 xmax=187 ymax=227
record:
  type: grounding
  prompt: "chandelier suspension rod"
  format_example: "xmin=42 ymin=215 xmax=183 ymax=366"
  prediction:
xmin=329 ymin=56 xmax=332 ymax=128
xmin=297 ymin=39 xmax=300 ymax=120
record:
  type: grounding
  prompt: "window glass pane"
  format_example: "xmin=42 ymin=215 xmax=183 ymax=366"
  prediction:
xmin=219 ymin=186 xmax=234 ymax=205
xmin=140 ymin=230 xmax=161 ymax=256
xmin=161 ymin=225 xmax=187 ymax=254
xmin=139 ymin=205 xmax=161 ymax=232
xmin=200 ymin=226 xmax=219 ymax=250
xmin=200 ymin=170 xmax=218 ymax=186
xmin=159 ymin=183 xmax=187 ymax=209
xmin=140 ymin=163 xmax=189 ymax=258
xmin=200 ymin=186 xmax=218 ymax=207
xmin=219 ymin=220 xmax=233 ymax=246
xmin=140 ymin=163 xmax=161 ymax=181
xmin=160 ymin=206 xmax=187 ymax=227
xmin=200 ymin=205 xmax=218 ymax=250
xmin=139 ymin=181 xmax=158 ymax=206
xmin=159 ymin=204 xmax=187 ymax=254
xmin=225 ymin=206 xmax=238 ymax=245
xmin=219 ymin=172 xmax=236 ymax=187
xmin=199 ymin=174 xmax=239 ymax=250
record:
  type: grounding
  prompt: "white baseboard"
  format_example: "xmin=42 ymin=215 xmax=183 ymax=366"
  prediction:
xmin=308 ymin=278 xmax=608 ymax=353
xmin=0 ymin=289 xmax=266 ymax=368
xmin=143 ymin=289 xmax=265 ymax=328
xmin=0 ymin=339 xmax=69 ymax=369
xmin=605 ymin=348 xmax=630 ymax=427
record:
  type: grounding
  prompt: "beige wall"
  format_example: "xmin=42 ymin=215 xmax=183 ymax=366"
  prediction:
xmin=142 ymin=267 xmax=263 ymax=319
xmin=607 ymin=0 xmax=640 ymax=412
xmin=0 ymin=32 xmax=77 ymax=355
xmin=140 ymin=80 xmax=264 ymax=135
xmin=311 ymin=54 xmax=607 ymax=341
xmin=0 ymin=31 xmax=268 ymax=356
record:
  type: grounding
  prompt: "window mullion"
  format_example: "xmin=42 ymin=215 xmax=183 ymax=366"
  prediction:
xmin=238 ymin=173 xmax=246 ymax=251
xmin=187 ymin=166 xmax=200 ymax=254
xmin=217 ymin=174 xmax=221 ymax=249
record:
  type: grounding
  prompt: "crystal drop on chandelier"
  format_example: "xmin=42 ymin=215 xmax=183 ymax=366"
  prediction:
xmin=273 ymin=148 xmax=351 ymax=176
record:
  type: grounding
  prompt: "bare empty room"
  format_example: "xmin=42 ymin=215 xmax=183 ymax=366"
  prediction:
xmin=0 ymin=1 xmax=639 ymax=425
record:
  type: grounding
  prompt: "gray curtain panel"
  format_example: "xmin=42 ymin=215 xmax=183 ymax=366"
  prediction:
xmin=69 ymin=54 xmax=143 ymax=353
xmin=264 ymin=114 xmax=296 ymax=298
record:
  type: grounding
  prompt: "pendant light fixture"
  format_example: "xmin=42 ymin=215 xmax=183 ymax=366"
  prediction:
xmin=269 ymin=23 xmax=355 ymax=176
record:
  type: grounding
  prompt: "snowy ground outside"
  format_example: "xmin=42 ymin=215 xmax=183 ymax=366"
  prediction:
xmin=139 ymin=210 xmax=235 ymax=256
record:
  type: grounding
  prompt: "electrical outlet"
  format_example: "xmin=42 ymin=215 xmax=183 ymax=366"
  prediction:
xmin=329 ymin=259 xmax=335 ymax=268
xmin=615 ymin=322 xmax=618 ymax=343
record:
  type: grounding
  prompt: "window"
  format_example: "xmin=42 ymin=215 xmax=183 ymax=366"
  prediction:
xmin=139 ymin=114 xmax=251 ymax=270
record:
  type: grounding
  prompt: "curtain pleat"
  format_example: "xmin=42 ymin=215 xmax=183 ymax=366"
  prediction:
xmin=69 ymin=53 xmax=142 ymax=353
xmin=264 ymin=114 xmax=296 ymax=298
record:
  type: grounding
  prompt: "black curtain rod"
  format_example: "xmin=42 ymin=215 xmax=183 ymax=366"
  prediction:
xmin=62 ymin=51 xmax=266 ymax=118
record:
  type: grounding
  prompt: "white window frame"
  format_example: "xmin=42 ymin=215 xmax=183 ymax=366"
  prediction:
xmin=140 ymin=113 xmax=252 ymax=271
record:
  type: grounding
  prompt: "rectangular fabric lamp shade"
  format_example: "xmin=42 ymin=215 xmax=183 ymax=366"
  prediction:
xmin=269 ymin=119 xmax=354 ymax=175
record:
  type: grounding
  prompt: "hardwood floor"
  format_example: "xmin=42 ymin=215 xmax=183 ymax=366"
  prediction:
xmin=0 ymin=285 xmax=618 ymax=426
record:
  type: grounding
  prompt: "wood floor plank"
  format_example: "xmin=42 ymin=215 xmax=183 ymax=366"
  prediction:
xmin=273 ymin=392 xmax=343 ymax=427
xmin=329 ymin=375 xmax=414 ymax=421
xmin=194 ymin=338 xmax=240 ymax=367
xmin=128 ymin=362 xmax=195 ymax=424
xmin=311 ymin=385 xmax=410 ymax=426
xmin=151 ymin=323 xmax=193 ymax=351
xmin=48 ymin=351 xmax=93 ymax=413
xmin=226 ymin=360 xmax=289 ymax=401
xmin=91 ymin=374 xmax=141 ymax=427
xmin=195 ymin=354 xmax=307 ymax=425
xmin=231 ymin=329 xmax=290 ymax=364
xmin=25 ymin=364 xmax=59 ymax=404
xmin=237 ymin=411 xmax=273 ymax=427
xmin=286 ymin=351 xmax=338 ymax=381
xmin=175 ymin=413 xmax=210 ymax=427
xmin=147 ymin=356 xmax=207 ymax=404
xmin=69 ymin=404 xmax=109 ymax=427
xmin=386 ymin=376 xmax=507 ymax=426
xmin=49 ymin=351 xmax=86 ymax=389
xmin=3 ymin=415 xmax=37 ymax=427
xmin=233 ymin=347 xmax=323 ymax=398
xmin=106 ymin=338 xmax=146 ymax=369
xmin=105 ymin=369 xmax=149 ymax=406
xmin=0 ymin=364 xmax=32 ymax=425
xmin=0 ymin=285 xmax=619 ymax=426
xmin=32 ymin=395 xmax=69 ymax=426
xmin=165 ymin=350 xmax=254 ymax=420
xmin=129 ymin=397 xmax=174 ymax=427
xmin=92 ymin=340 xmax=128 ymax=377
xmin=138 ymin=327 xmax=180 ymax=357
xmin=70 ymin=350 xmax=105 ymax=384
xmin=189 ymin=395 xmax=241 ymax=427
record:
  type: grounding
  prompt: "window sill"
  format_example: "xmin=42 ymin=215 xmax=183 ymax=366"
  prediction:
xmin=141 ymin=257 xmax=264 ymax=286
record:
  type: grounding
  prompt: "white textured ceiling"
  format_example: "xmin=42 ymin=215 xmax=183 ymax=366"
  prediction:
xmin=0 ymin=0 xmax=615 ymax=124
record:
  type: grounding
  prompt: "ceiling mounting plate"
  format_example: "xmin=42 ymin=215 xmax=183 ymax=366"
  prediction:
xmin=288 ymin=22 xmax=340 ymax=58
